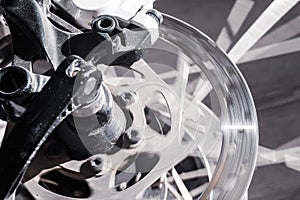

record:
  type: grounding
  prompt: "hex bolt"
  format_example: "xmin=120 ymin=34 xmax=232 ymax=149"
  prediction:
xmin=81 ymin=157 xmax=103 ymax=175
xmin=146 ymin=9 xmax=163 ymax=24
xmin=89 ymin=157 xmax=103 ymax=173
xmin=94 ymin=15 xmax=116 ymax=33
xmin=120 ymin=91 xmax=137 ymax=106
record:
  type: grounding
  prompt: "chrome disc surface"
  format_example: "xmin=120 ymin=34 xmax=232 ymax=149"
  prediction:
xmin=19 ymin=15 xmax=258 ymax=200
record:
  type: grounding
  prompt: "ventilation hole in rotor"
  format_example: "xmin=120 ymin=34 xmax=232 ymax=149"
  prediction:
xmin=67 ymin=103 xmax=73 ymax=111
xmin=61 ymin=111 xmax=67 ymax=118
xmin=144 ymin=92 xmax=171 ymax=135
xmin=32 ymin=59 xmax=53 ymax=74
xmin=114 ymin=153 xmax=159 ymax=191
xmin=145 ymin=106 xmax=170 ymax=135
xmin=38 ymin=170 xmax=91 ymax=198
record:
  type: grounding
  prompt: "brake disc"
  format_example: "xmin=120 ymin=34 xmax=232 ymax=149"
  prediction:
xmin=0 ymin=1 xmax=258 ymax=200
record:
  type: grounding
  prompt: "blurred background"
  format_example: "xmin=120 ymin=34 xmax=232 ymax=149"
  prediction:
xmin=157 ymin=0 xmax=300 ymax=199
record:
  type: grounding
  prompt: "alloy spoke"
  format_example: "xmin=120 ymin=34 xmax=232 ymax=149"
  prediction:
xmin=228 ymin=0 xmax=299 ymax=63
xmin=217 ymin=0 xmax=255 ymax=51
xmin=171 ymin=168 xmax=193 ymax=200
xmin=238 ymin=37 xmax=300 ymax=63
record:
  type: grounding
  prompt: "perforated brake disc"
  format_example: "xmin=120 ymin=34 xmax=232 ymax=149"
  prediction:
xmin=0 ymin=0 xmax=258 ymax=200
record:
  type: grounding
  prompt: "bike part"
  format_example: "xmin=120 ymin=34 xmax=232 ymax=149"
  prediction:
xmin=0 ymin=1 xmax=259 ymax=200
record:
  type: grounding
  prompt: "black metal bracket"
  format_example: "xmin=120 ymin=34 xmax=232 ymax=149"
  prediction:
xmin=0 ymin=55 xmax=102 ymax=199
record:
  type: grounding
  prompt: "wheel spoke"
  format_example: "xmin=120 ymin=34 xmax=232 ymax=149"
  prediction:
xmin=254 ymin=15 xmax=300 ymax=48
xmin=189 ymin=183 xmax=208 ymax=197
xmin=228 ymin=0 xmax=299 ymax=63
xmin=172 ymin=51 xmax=190 ymax=107
xmin=168 ymin=184 xmax=184 ymax=200
xmin=238 ymin=37 xmax=300 ymax=63
xmin=171 ymin=168 xmax=193 ymax=200
xmin=192 ymin=75 xmax=212 ymax=102
xmin=216 ymin=0 xmax=255 ymax=51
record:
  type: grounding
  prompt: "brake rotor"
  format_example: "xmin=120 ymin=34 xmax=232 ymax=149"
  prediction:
xmin=0 ymin=1 xmax=258 ymax=200
xmin=15 ymin=15 xmax=258 ymax=200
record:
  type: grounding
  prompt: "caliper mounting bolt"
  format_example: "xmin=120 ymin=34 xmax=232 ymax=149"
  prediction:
xmin=146 ymin=9 xmax=163 ymax=24
xmin=80 ymin=157 xmax=104 ymax=175
xmin=120 ymin=91 xmax=137 ymax=106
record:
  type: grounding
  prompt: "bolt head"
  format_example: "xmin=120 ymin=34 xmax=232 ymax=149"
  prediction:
xmin=120 ymin=91 xmax=137 ymax=106
xmin=94 ymin=15 xmax=116 ymax=33
xmin=90 ymin=157 xmax=103 ymax=170
xmin=146 ymin=9 xmax=163 ymax=24
xmin=81 ymin=157 xmax=103 ymax=175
